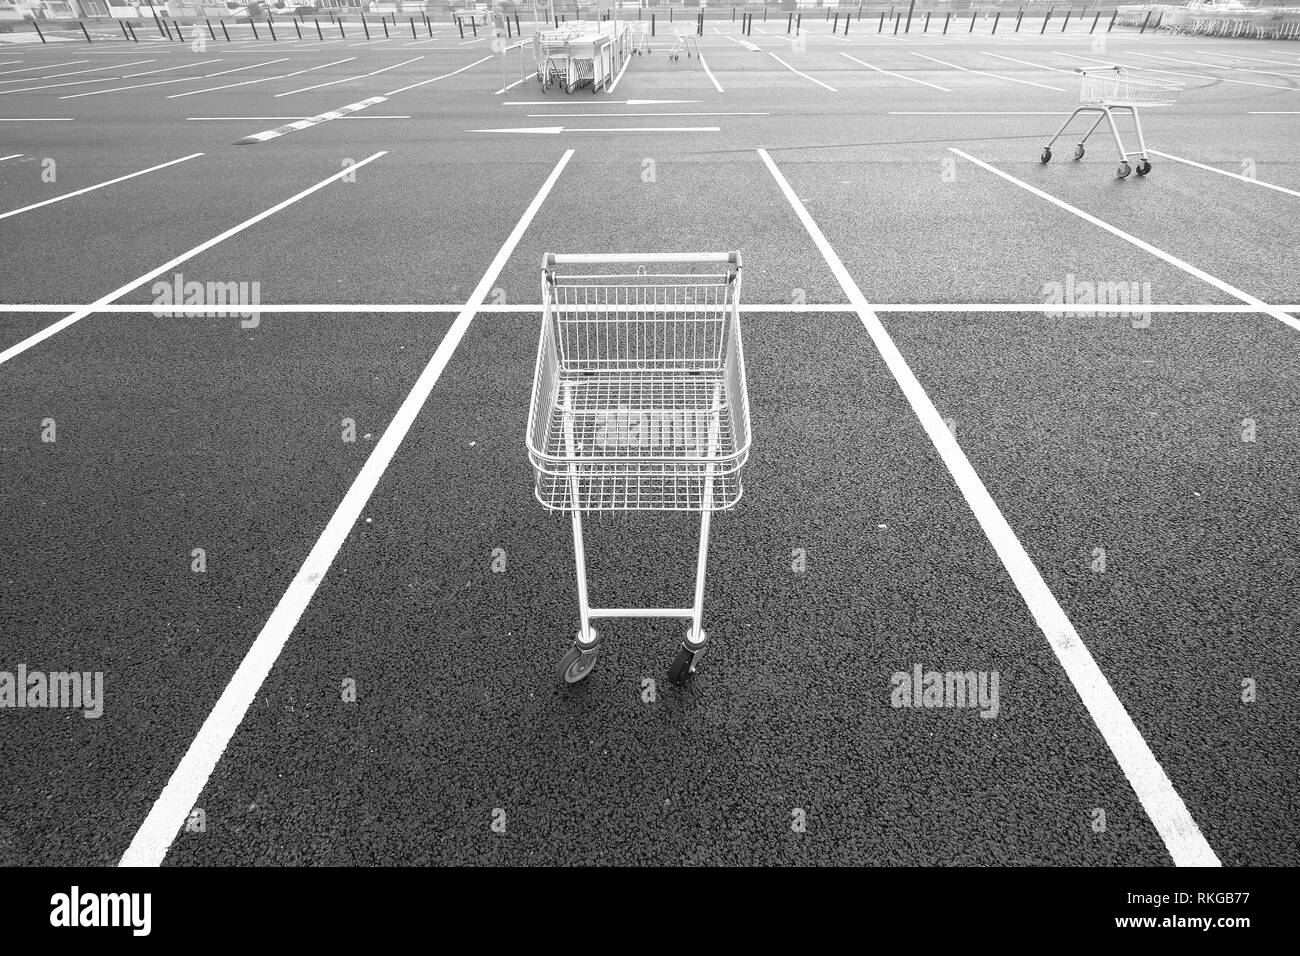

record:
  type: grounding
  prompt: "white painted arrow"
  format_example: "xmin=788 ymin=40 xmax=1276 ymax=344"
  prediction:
xmin=471 ymin=126 xmax=720 ymax=134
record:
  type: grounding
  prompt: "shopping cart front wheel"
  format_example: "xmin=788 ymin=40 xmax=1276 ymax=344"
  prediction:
xmin=559 ymin=631 xmax=601 ymax=684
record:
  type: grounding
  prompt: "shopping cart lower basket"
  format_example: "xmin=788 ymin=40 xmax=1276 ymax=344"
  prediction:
xmin=526 ymin=252 xmax=751 ymax=686
xmin=1040 ymin=67 xmax=1184 ymax=179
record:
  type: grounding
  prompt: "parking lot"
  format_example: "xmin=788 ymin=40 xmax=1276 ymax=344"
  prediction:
xmin=1 ymin=10 xmax=1297 ymax=867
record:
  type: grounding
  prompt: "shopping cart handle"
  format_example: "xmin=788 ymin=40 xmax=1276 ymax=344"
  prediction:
xmin=545 ymin=252 xmax=742 ymax=268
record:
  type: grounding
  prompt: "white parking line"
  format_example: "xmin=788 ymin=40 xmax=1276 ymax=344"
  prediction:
xmin=168 ymin=57 xmax=356 ymax=98
xmin=911 ymin=52 xmax=1065 ymax=90
xmin=607 ymin=47 xmax=634 ymax=93
xmin=841 ymin=53 xmax=951 ymax=91
xmin=1147 ymin=149 xmax=1300 ymax=199
xmin=201 ymin=58 xmax=292 ymax=79
xmin=950 ymin=148 xmax=1300 ymax=334
xmin=277 ymin=55 xmax=422 ymax=96
xmin=385 ymin=53 xmax=491 ymax=94
xmin=981 ymin=51 xmax=1072 ymax=74
xmin=117 ymin=147 xmax=573 ymax=869
xmin=769 ymin=52 xmax=836 ymax=91
xmin=758 ymin=145 xmax=1221 ymax=869
xmin=0 ymin=152 xmax=383 ymax=371
xmin=699 ymin=54 xmax=726 ymax=93
xmin=1056 ymin=51 xmax=1294 ymax=90
xmin=236 ymin=96 xmax=388 ymax=144
xmin=1201 ymin=51 xmax=1300 ymax=68
xmin=0 ymin=59 xmax=153 ymax=84
xmin=0 ymin=153 xmax=202 ymax=223
xmin=1130 ymin=50 xmax=1300 ymax=80
xmin=0 ymin=59 xmax=87 ymax=77
xmin=123 ymin=58 xmax=221 ymax=77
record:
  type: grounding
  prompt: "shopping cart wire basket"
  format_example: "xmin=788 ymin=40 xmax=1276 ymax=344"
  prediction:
xmin=1039 ymin=67 xmax=1184 ymax=179
xmin=526 ymin=252 xmax=752 ymax=686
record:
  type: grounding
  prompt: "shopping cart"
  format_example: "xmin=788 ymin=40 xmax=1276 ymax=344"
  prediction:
xmin=629 ymin=23 xmax=651 ymax=55
xmin=1040 ymin=67 xmax=1184 ymax=179
xmin=668 ymin=30 xmax=701 ymax=60
xmin=527 ymin=253 xmax=751 ymax=686
xmin=534 ymin=27 xmax=580 ymax=92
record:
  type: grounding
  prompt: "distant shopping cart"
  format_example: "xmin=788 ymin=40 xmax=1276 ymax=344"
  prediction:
xmin=1040 ymin=67 xmax=1184 ymax=178
xmin=526 ymin=253 xmax=752 ymax=686
xmin=669 ymin=30 xmax=701 ymax=60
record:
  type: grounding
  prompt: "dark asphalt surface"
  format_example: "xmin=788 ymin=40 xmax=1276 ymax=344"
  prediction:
xmin=0 ymin=21 xmax=1296 ymax=866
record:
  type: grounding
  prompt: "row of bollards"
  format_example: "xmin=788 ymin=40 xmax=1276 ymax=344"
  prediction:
xmin=26 ymin=8 xmax=1137 ymax=47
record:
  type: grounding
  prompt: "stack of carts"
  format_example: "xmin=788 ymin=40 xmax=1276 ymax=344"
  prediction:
xmin=1040 ymin=67 xmax=1184 ymax=179
xmin=534 ymin=25 xmax=584 ymax=93
xmin=526 ymin=253 xmax=752 ymax=686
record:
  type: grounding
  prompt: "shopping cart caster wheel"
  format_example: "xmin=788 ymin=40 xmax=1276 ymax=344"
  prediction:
xmin=1117 ymin=161 xmax=1132 ymax=179
xmin=1136 ymin=160 xmax=1152 ymax=176
xmin=667 ymin=636 xmax=707 ymax=686
xmin=558 ymin=633 xmax=600 ymax=685
xmin=1040 ymin=147 xmax=1052 ymax=164
xmin=1074 ymin=145 xmax=1085 ymax=161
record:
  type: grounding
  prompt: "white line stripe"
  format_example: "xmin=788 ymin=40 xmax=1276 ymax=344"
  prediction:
xmin=1190 ymin=52 xmax=1300 ymax=69
xmin=769 ymin=53 xmax=836 ymax=91
xmin=607 ymin=48 xmax=633 ymax=93
xmin=1130 ymin=50 xmax=1300 ymax=80
xmin=911 ymin=51 xmax=1065 ymax=90
xmin=0 ymin=59 xmax=88 ymax=77
xmin=385 ymin=53 xmax=492 ymax=94
xmin=0 ymin=153 xmax=202 ymax=223
xmin=201 ymin=58 xmax=292 ymax=79
xmin=0 ymin=153 xmax=384 ymax=370
xmin=494 ymin=75 xmax=528 ymax=94
xmin=841 ymin=52 xmax=951 ymax=91
xmin=0 ymin=153 xmax=21 ymax=163
xmin=168 ymin=57 xmax=356 ymax=98
xmin=758 ymin=145 xmax=1221 ymax=869
xmin=698 ymin=53 xmax=725 ymax=93
xmin=981 ymin=51 xmax=1072 ymax=74
xmin=123 ymin=58 xmax=221 ymax=77
xmin=0 ymin=59 xmax=153 ymax=84
xmin=117 ymin=148 xmax=571 ymax=869
xmin=235 ymin=98 xmax=389 ymax=144
xmin=276 ymin=55 xmax=421 ymax=96
xmin=60 ymin=75 xmax=207 ymax=99
xmin=1055 ymin=51 xmax=1294 ymax=90
xmin=1147 ymin=149 xmax=1300 ymax=199
xmin=950 ymin=148 xmax=1300 ymax=335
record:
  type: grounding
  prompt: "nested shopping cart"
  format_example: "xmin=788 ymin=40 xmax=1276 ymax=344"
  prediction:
xmin=526 ymin=253 xmax=751 ymax=686
xmin=534 ymin=26 xmax=579 ymax=92
xmin=1040 ymin=67 xmax=1184 ymax=179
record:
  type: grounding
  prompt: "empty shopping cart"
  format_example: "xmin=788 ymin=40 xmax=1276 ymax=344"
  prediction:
xmin=526 ymin=253 xmax=751 ymax=686
xmin=1040 ymin=67 xmax=1184 ymax=178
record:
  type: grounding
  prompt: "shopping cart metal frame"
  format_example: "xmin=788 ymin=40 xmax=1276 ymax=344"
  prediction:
xmin=1040 ymin=67 xmax=1184 ymax=179
xmin=526 ymin=252 xmax=751 ymax=686
xmin=668 ymin=30 xmax=701 ymax=60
